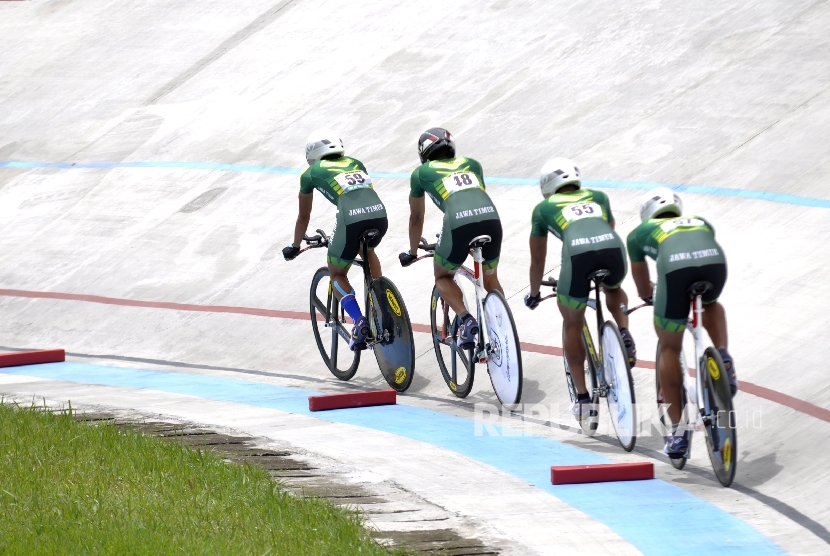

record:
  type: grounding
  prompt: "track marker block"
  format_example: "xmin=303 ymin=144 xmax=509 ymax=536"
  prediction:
xmin=0 ymin=349 xmax=65 ymax=369
xmin=308 ymin=388 xmax=396 ymax=412
xmin=551 ymin=462 xmax=654 ymax=485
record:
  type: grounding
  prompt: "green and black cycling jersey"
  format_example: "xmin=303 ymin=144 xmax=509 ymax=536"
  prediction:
xmin=300 ymin=156 xmax=387 ymax=267
xmin=531 ymin=189 xmax=627 ymax=309
xmin=627 ymin=216 xmax=727 ymax=331
xmin=410 ymin=157 xmax=501 ymax=270
xmin=626 ymin=216 xmax=725 ymax=270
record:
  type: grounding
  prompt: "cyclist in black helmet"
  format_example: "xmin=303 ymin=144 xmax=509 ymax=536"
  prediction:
xmin=399 ymin=128 xmax=503 ymax=348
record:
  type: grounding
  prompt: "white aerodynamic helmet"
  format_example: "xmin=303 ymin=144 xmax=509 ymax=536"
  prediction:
xmin=305 ymin=128 xmax=344 ymax=165
xmin=640 ymin=186 xmax=683 ymax=221
xmin=539 ymin=157 xmax=581 ymax=197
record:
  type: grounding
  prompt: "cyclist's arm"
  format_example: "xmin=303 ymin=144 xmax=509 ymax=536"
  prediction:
xmin=631 ymin=261 xmax=652 ymax=299
xmin=292 ymin=192 xmax=313 ymax=247
xmin=408 ymin=195 xmax=425 ymax=255
xmin=529 ymin=235 xmax=547 ymax=296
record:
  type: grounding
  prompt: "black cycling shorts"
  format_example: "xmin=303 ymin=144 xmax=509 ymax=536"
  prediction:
xmin=436 ymin=218 xmax=503 ymax=270
xmin=558 ymin=246 xmax=627 ymax=309
xmin=328 ymin=215 xmax=388 ymax=268
xmin=656 ymin=263 xmax=727 ymax=330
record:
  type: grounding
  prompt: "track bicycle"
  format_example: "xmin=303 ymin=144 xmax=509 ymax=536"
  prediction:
xmin=625 ymin=281 xmax=736 ymax=486
xmin=403 ymin=236 xmax=523 ymax=407
xmin=538 ymin=270 xmax=636 ymax=451
xmin=299 ymin=228 xmax=415 ymax=392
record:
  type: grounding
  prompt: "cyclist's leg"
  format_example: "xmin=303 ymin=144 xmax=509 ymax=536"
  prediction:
xmin=558 ymin=302 xmax=589 ymax=394
xmin=654 ymin=265 xmax=693 ymax=424
xmin=434 ymin=262 xmax=465 ymax=315
xmin=702 ymin=301 xmax=728 ymax=348
xmin=434 ymin=214 xmax=468 ymax=316
xmin=698 ymin=262 xmax=728 ymax=348
xmin=655 ymin=325 xmax=685 ymax=424
xmin=598 ymin=242 xmax=630 ymax=328
xmin=480 ymin=218 xmax=504 ymax=294
xmin=557 ymin=247 xmax=592 ymax=394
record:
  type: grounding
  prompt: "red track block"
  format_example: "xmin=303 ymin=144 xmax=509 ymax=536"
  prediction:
xmin=0 ymin=349 xmax=65 ymax=368
xmin=308 ymin=389 xmax=396 ymax=412
xmin=551 ymin=462 xmax=654 ymax=485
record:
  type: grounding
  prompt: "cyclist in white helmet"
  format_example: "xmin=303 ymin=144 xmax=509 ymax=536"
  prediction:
xmin=283 ymin=129 xmax=387 ymax=352
xmin=627 ymin=186 xmax=736 ymax=459
xmin=524 ymin=158 xmax=636 ymax=425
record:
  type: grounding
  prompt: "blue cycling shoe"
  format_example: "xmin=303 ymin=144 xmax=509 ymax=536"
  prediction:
xmin=717 ymin=347 xmax=737 ymax=398
xmin=349 ymin=316 xmax=370 ymax=352
xmin=664 ymin=429 xmax=690 ymax=459
xmin=457 ymin=316 xmax=479 ymax=349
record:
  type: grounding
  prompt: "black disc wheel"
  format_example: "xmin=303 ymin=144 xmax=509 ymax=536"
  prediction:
xmin=430 ymin=285 xmax=475 ymax=398
xmin=368 ymin=277 xmax=415 ymax=392
xmin=563 ymin=327 xmax=599 ymax=434
xmin=655 ymin=343 xmax=688 ymax=469
xmin=700 ymin=347 xmax=737 ymax=487
xmin=309 ymin=266 xmax=359 ymax=380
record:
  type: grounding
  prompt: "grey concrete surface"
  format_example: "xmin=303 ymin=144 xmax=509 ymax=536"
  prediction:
xmin=2 ymin=0 xmax=830 ymax=552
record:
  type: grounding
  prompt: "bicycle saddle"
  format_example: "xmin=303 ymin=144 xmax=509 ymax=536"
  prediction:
xmin=358 ymin=229 xmax=380 ymax=242
xmin=588 ymin=269 xmax=611 ymax=284
xmin=687 ymin=281 xmax=713 ymax=297
xmin=468 ymin=235 xmax=492 ymax=248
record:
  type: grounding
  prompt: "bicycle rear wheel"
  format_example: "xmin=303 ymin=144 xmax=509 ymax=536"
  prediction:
xmin=483 ymin=290 xmax=523 ymax=407
xmin=563 ymin=328 xmax=599 ymax=434
xmin=655 ymin=343 xmax=688 ymax=469
xmin=601 ymin=321 xmax=636 ymax=451
xmin=309 ymin=267 xmax=360 ymax=380
xmin=700 ymin=347 xmax=737 ymax=487
xmin=430 ymin=285 xmax=474 ymax=398
xmin=368 ymin=277 xmax=415 ymax=392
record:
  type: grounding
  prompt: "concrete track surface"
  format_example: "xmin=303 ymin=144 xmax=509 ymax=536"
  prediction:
xmin=2 ymin=1 xmax=829 ymax=554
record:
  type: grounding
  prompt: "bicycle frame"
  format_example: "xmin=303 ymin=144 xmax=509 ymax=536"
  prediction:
xmin=453 ymin=246 xmax=491 ymax=363
xmin=688 ymin=293 xmax=712 ymax=425
xmin=300 ymin=229 xmax=381 ymax=347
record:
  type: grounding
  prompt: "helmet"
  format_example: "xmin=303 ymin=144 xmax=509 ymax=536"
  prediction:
xmin=418 ymin=127 xmax=456 ymax=163
xmin=539 ymin=157 xmax=581 ymax=197
xmin=305 ymin=128 xmax=344 ymax=165
xmin=640 ymin=187 xmax=683 ymax=221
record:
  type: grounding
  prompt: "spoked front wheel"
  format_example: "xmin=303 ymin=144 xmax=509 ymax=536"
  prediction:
xmin=368 ymin=277 xmax=415 ymax=392
xmin=601 ymin=321 xmax=637 ymax=451
xmin=700 ymin=347 xmax=737 ymax=487
xmin=309 ymin=267 xmax=360 ymax=380
xmin=430 ymin=285 xmax=475 ymax=397
xmin=483 ymin=290 xmax=523 ymax=407
xmin=563 ymin=328 xmax=599 ymax=434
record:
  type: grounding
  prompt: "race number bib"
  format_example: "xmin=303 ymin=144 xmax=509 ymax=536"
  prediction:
xmin=562 ymin=202 xmax=602 ymax=223
xmin=659 ymin=217 xmax=705 ymax=233
xmin=334 ymin=171 xmax=373 ymax=192
xmin=441 ymin=171 xmax=482 ymax=194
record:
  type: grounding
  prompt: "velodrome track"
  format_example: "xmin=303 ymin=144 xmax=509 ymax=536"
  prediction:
xmin=2 ymin=0 xmax=829 ymax=553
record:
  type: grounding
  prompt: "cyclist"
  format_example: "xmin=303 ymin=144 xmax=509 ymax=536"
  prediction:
xmin=627 ymin=186 xmax=736 ymax=458
xmin=282 ymin=128 xmax=387 ymax=351
xmin=523 ymin=158 xmax=637 ymax=424
xmin=399 ymin=127 xmax=502 ymax=348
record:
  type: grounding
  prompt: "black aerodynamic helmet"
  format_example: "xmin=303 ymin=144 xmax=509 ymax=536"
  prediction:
xmin=417 ymin=127 xmax=456 ymax=163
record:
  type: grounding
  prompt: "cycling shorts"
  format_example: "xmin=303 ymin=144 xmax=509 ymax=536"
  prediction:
xmin=557 ymin=245 xmax=627 ymax=310
xmin=328 ymin=213 xmax=388 ymax=268
xmin=654 ymin=263 xmax=727 ymax=332
xmin=435 ymin=218 xmax=502 ymax=271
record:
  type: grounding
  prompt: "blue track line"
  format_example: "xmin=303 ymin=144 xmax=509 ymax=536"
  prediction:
xmin=2 ymin=362 xmax=783 ymax=555
xmin=2 ymin=160 xmax=828 ymax=209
